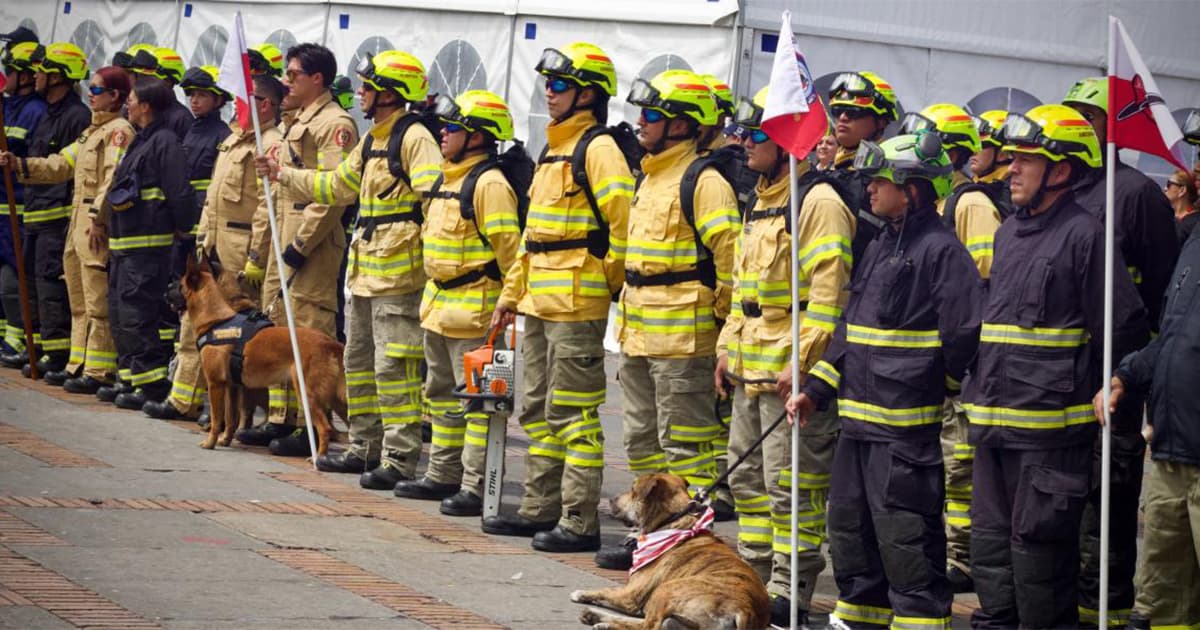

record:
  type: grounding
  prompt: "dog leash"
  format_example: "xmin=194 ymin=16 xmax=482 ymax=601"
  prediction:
xmin=664 ymin=370 xmax=792 ymax=525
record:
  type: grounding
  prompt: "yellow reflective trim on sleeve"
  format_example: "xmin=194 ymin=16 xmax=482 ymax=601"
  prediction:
xmin=62 ymin=144 xmax=78 ymax=168
xmin=810 ymin=360 xmax=840 ymax=390
xmin=797 ymin=234 xmax=852 ymax=273
xmin=410 ymin=163 xmax=442 ymax=188
xmin=139 ymin=187 xmax=165 ymax=201
xmin=591 ymin=175 xmax=635 ymax=206
xmin=190 ymin=179 xmax=211 ymax=191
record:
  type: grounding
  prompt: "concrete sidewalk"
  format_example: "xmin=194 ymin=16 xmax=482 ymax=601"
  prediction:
xmin=0 ymin=358 xmax=979 ymax=629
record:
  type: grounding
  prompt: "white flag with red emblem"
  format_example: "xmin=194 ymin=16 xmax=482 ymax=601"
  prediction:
xmin=216 ymin=12 xmax=254 ymax=132
xmin=761 ymin=11 xmax=827 ymax=160
xmin=1109 ymin=16 xmax=1188 ymax=171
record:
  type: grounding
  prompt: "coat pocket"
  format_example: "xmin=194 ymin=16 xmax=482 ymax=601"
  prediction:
xmin=1016 ymin=257 xmax=1053 ymax=326
xmin=883 ymin=440 xmax=943 ymax=515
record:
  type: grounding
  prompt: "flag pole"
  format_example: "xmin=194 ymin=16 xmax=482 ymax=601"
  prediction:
xmin=788 ymin=151 xmax=801 ymax=630
xmin=1099 ymin=13 xmax=1117 ymax=628
xmin=238 ymin=13 xmax=319 ymax=469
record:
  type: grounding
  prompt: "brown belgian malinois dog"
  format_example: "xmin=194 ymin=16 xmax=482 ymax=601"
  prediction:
xmin=176 ymin=252 xmax=347 ymax=452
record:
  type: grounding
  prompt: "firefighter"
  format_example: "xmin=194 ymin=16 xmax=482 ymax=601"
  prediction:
xmin=964 ymin=104 xmax=1149 ymax=629
xmin=0 ymin=41 xmax=49 ymax=370
xmin=1 ymin=56 xmax=132 ymax=397
xmin=1062 ymin=77 xmax=1181 ymax=629
xmin=1097 ymin=229 xmax=1200 ymax=630
xmin=392 ymin=90 xmax=521 ymax=513
xmin=124 ymin=47 xmax=192 ymax=141
xmin=592 ymin=70 xmax=738 ymax=570
xmin=790 ymin=131 xmax=983 ymax=630
xmin=237 ymin=43 xmax=358 ymax=455
xmin=900 ymin=102 xmax=1003 ymax=594
xmin=144 ymin=75 xmax=284 ymax=422
xmin=170 ymin=66 xmax=232 ymax=276
xmin=486 ymin=41 xmax=632 ymax=553
xmin=969 ymin=110 xmax=1013 ymax=214
xmin=697 ymin=73 xmax=733 ymax=152
xmin=826 ymin=71 xmax=899 ymax=266
xmin=715 ymin=86 xmax=854 ymax=626
xmin=93 ymin=78 xmax=194 ymax=409
xmin=257 ymin=49 xmax=435 ymax=474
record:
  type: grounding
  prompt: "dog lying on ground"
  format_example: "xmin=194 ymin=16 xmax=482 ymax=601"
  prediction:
xmin=174 ymin=252 xmax=347 ymax=452
xmin=571 ymin=473 xmax=771 ymax=629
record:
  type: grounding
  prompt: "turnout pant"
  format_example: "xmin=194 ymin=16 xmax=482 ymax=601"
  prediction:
xmin=828 ymin=435 xmax=950 ymax=629
xmin=28 ymin=227 xmax=71 ymax=358
xmin=108 ymin=252 xmax=171 ymax=395
xmin=1078 ymin=430 xmax=1145 ymax=628
xmin=63 ymin=220 xmax=116 ymax=381
xmin=618 ymin=354 xmax=720 ymax=491
xmin=342 ymin=292 xmax=423 ymax=476
xmin=940 ymin=396 xmax=973 ymax=576
xmin=1132 ymin=459 xmax=1200 ymax=627
xmin=422 ymin=330 xmax=487 ymax=486
xmin=727 ymin=385 xmax=836 ymax=607
xmin=514 ymin=316 xmax=606 ymax=536
xmin=0 ymin=263 xmax=32 ymax=352
xmin=166 ymin=312 xmax=205 ymax=416
xmin=971 ymin=443 xmax=1091 ymax=630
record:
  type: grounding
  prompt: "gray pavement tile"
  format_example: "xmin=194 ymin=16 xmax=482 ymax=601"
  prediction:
xmin=7 ymin=507 xmax=264 ymax=550
xmin=163 ymin=618 xmax=430 ymax=629
xmin=0 ymin=444 xmax=46 ymax=469
xmin=0 ymin=606 xmax=76 ymax=629
xmin=204 ymin=513 xmax=455 ymax=554
xmin=0 ymin=466 xmax=328 ymax=503
xmin=336 ymin=548 xmax=612 ymax=629
xmin=15 ymin=546 xmax=402 ymax=623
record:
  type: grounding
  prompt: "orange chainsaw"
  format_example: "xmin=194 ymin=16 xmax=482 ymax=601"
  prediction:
xmin=454 ymin=322 xmax=516 ymax=414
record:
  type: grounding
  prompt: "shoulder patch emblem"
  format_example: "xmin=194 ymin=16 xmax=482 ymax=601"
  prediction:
xmin=334 ymin=127 xmax=352 ymax=148
xmin=110 ymin=129 xmax=128 ymax=148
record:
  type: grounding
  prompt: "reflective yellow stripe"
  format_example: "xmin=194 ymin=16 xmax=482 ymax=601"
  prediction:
xmin=734 ymin=494 xmax=771 ymax=513
xmin=835 ymin=600 xmax=892 ymax=626
xmin=349 ymin=247 xmax=422 ymax=277
xmin=40 ymin=337 xmax=70 ymax=352
xmin=778 ymin=469 xmax=830 ymax=490
xmin=727 ymin=340 xmax=789 ymax=373
xmin=668 ymin=423 xmax=722 ymax=443
xmin=129 ymin=366 xmax=168 ymax=385
xmin=62 ymin=144 xmax=78 ymax=168
xmin=953 ymin=443 xmax=975 ymax=460
xmin=190 ymin=179 xmax=211 ymax=191
xmin=846 ymin=325 xmax=940 ymax=348
xmin=528 ymin=270 xmax=574 ymax=295
xmin=23 ymin=205 xmax=72 ymax=223
xmin=1127 ymin=265 xmax=1142 ymax=285
xmin=1078 ymin=606 xmax=1132 ymax=628
xmin=384 ymin=342 xmax=423 ymax=360
xmin=841 ymin=399 xmax=943 ymax=427
xmin=528 ymin=437 xmax=566 ymax=460
xmin=797 ymin=234 xmax=852 ymax=273
xmin=627 ymin=452 xmax=667 ymax=472
xmin=4 ymin=125 xmax=29 ymax=140
xmin=810 ymin=360 xmax=840 ymax=390
xmin=430 ymin=424 xmax=466 ymax=448
xmin=591 ymin=175 xmax=635 ymax=207
xmin=618 ymin=302 xmax=715 ymax=335
xmin=979 ymin=323 xmax=1088 ymax=348
xmin=737 ymin=514 xmax=772 ymax=544
xmin=946 ymin=501 xmax=971 ymax=527
xmin=110 ymin=233 xmax=173 ymax=250
xmin=964 ymin=403 xmax=1095 ymax=429
xmin=803 ymin=302 xmax=841 ymax=333
xmin=410 ymin=163 xmax=441 ymax=188
xmin=891 ymin=615 xmax=951 ymax=630
xmin=139 ymin=187 xmax=165 ymax=201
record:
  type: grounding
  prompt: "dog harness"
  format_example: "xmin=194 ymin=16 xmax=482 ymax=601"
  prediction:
xmin=195 ymin=310 xmax=275 ymax=386
xmin=629 ymin=506 xmax=715 ymax=574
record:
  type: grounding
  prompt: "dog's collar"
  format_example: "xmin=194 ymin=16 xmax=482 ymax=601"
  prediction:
xmin=646 ymin=499 xmax=704 ymax=534
xmin=630 ymin=505 xmax=715 ymax=575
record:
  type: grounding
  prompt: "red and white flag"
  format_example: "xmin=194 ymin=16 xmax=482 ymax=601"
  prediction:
xmin=1109 ymin=16 xmax=1188 ymax=171
xmin=761 ymin=11 xmax=827 ymax=160
xmin=217 ymin=12 xmax=255 ymax=132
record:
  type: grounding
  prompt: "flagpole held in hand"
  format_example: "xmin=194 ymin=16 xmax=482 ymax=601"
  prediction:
xmin=1099 ymin=14 xmax=1117 ymax=627
xmin=226 ymin=12 xmax=319 ymax=468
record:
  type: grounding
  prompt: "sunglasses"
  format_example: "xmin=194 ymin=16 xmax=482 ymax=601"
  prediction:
xmin=748 ymin=129 xmax=769 ymax=144
xmin=443 ymin=122 xmax=465 ymax=133
xmin=1166 ymin=180 xmax=1185 ymax=188
xmin=87 ymin=85 xmax=113 ymax=96
xmin=546 ymin=77 xmax=575 ymax=94
xmin=830 ymin=105 xmax=873 ymax=121
xmin=641 ymin=108 xmax=666 ymax=124
xmin=284 ymin=69 xmax=311 ymax=82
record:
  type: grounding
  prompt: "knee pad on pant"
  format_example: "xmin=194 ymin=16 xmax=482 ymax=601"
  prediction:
xmin=828 ymin=502 xmax=871 ymax=577
xmin=1013 ymin=544 xmax=1074 ymax=628
xmin=971 ymin=532 xmax=1015 ymax=609
xmin=876 ymin=511 xmax=932 ymax=592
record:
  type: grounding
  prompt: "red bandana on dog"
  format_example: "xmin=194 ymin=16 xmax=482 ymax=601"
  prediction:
xmin=629 ymin=506 xmax=716 ymax=574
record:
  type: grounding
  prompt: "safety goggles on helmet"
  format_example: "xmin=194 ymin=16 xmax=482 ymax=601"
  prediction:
xmin=535 ymin=48 xmax=607 ymax=89
xmin=248 ymin=50 xmax=279 ymax=77
xmin=628 ymin=77 xmax=701 ymax=120
xmin=830 ymin=72 xmax=875 ymax=98
xmin=853 ymin=132 xmax=948 ymax=178
xmin=353 ymin=53 xmax=379 ymax=87
xmin=1001 ymin=113 xmax=1090 ymax=159
xmin=433 ymin=93 xmax=476 ymax=132
xmin=1183 ymin=110 xmax=1200 ymax=147
xmin=901 ymin=110 xmax=977 ymax=153
xmin=972 ymin=114 xmax=998 ymax=142
xmin=733 ymin=97 xmax=764 ymax=130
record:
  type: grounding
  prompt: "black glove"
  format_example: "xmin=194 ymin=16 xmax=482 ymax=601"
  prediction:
xmin=282 ymin=244 xmax=307 ymax=270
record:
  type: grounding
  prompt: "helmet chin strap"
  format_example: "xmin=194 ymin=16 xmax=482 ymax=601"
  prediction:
xmin=1023 ymin=161 xmax=1072 ymax=213
xmin=450 ymin=131 xmax=477 ymax=163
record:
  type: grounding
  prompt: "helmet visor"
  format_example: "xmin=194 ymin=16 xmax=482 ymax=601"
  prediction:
xmin=131 ymin=49 xmax=159 ymax=74
xmin=626 ymin=78 xmax=679 ymax=117
xmin=971 ymin=114 xmax=996 ymax=139
xmin=900 ymin=112 xmax=936 ymax=135
xmin=353 ymin=53 xmax=374 ymax=82
xmin=1000 ymin=113 xmax=1042 ymax=147
xmin=1184 ymin=110 xmax=1200 ymax=145
xmin=829 ymin=72 xmax=873 ymax=98
xmin=853 ymin=140 xmax=887 ymax=174
xmin=535 ymin=48 xmax=574 ymax=76
xmin=733 ymin=97 xmax=763 ymax=129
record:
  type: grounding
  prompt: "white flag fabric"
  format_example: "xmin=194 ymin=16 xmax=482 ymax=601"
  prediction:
xmin=216 ymin=12 xmax=254 ymax=131
xmin=761 ymin=10 xmax=826 ymax=160
xmin=1110 ymin=16 xmax=1188 ymax=170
